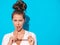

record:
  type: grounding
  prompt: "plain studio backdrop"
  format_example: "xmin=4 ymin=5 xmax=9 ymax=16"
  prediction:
xmin=0 ymin=0 xmax=60 ymax=45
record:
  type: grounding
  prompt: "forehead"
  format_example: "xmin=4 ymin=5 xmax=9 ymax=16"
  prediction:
xmin=13 ymin=14 xmax=23 ymax=19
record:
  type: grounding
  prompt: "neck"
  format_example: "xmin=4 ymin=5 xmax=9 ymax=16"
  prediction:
xmin=15 ymin=28 xmax=25 ymax=34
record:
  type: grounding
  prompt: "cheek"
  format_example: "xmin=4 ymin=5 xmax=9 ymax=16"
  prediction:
xmin=13 ymin=21 xmax=17 ymax=26
xmin=19 ymin=21 xmax=24 ymax=26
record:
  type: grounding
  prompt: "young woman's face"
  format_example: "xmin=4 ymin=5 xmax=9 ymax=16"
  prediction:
xmin=13 ymin=14 xmax=25 ymax=31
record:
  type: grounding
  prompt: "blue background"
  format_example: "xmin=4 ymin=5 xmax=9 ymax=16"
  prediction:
xmin=0 ymin=0 xmax=60 ymax=45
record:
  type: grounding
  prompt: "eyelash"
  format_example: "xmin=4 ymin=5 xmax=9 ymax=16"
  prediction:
xmin=14 ymin=20 xmax=17 ymax=21
xmin=14 ymin=20 xmax=22 ymax=21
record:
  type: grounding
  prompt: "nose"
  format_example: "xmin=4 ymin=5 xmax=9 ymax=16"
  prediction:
xmin=17 ymin=21 xmax=19 ymax=26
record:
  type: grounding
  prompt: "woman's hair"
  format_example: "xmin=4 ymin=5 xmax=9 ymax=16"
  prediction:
xmin=12 ymin=0 xmax=27 ymax=20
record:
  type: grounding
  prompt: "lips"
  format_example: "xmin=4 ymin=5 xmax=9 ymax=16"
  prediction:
xmin=17 ymin=26 xmax=20 ymax=29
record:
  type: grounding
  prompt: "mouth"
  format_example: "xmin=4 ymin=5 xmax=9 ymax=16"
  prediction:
xmin=17 ymin=26 xmax=20 ymax=29
xmin=16 ymin=26 xmax=22 ymax=32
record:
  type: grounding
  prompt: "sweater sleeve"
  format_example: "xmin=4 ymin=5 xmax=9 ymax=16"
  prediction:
xmin=2 ymin=34 xmax=10 ymax=45
xmin=29 ymin=32 xmax=37 ymax=45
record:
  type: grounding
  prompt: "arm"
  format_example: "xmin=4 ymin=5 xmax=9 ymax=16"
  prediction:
xmin=2 ymin=34 xmax=9 ymax=45
xmin=28 ymin=32 xmax=37 ymax=45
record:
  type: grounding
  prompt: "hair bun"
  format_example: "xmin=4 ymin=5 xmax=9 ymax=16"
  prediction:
xmin=13 ymin=1 xmax=27 ymax=11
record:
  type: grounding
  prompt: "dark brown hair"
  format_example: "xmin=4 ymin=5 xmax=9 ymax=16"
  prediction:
xmin=12 ymin=1 xmax=27 ymax=20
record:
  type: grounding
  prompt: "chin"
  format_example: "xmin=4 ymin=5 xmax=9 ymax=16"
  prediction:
xmin=17 ymin=28 xmax=22 ymax=32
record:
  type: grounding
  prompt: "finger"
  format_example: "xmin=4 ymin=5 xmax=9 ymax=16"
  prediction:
xmin=28 ymin=36 xmax=35 ymax=45
xmin=12 ymin=36 xmax=17 ymax=42
xmin=28 ymin=36 xmax=34 ymax=42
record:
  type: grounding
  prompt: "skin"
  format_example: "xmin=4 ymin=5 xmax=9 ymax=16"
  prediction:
xmin=8 ymin=14 xmax=34 ymax=45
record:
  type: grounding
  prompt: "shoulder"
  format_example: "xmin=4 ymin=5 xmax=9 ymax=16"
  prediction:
xmin=2 ymin=32 xmax=13 ymax=45
xmin=25 ymin=30 xmax=37 ymax=45
xmin=25 ymin=30 xmax=36 ymax=38
xmin=3 ymin=32 xmax=13 ymax=40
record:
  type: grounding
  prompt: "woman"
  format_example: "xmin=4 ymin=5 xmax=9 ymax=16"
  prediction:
xmin=2 ymin=0 xmax=37 ymax=45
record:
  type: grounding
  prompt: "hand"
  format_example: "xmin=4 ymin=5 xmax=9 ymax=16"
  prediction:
xmin=28 ymin=36 xmax=35 ymax=45
xmin=8 ymin=36 xmax=17 ymax=45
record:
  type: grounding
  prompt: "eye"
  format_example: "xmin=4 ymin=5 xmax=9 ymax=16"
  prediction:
xmin=19 ymin=20 xmax=23 ymax=21
xmin=14 ymin=20 xmax=17 ymax=21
